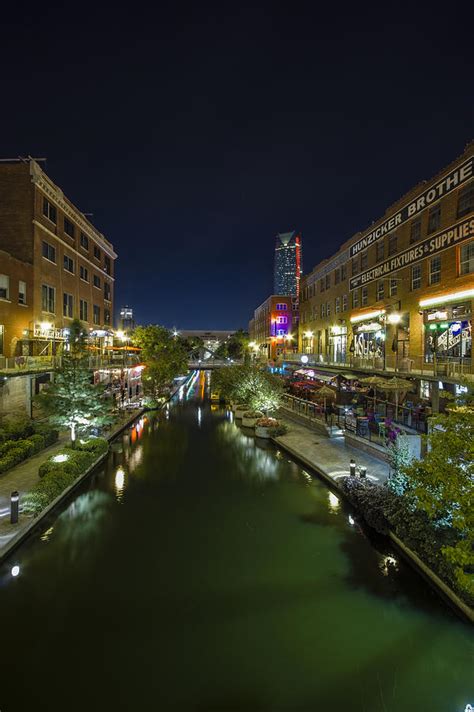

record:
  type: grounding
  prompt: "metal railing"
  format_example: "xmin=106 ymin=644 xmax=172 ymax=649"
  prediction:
xmin=0 ymin=353 xmax=141 ymax=374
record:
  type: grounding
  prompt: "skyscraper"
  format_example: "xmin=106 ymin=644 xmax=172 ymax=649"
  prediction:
xmin=273 ymin=231 xmax=302 ymax=297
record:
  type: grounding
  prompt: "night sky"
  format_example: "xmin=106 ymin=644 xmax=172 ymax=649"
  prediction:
xmin=1 ymin=4 xmax=473 ymax=329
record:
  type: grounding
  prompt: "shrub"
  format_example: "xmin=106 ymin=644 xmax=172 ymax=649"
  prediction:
xmin=38 ymin=449 xmax=94 ymax=478
xmin=3 ymin=415 xmax=34 ymax=441
xmin=73 ymin=437 xmax=108 ymax=456
xmin=339 ymin=477 xmax=397 ymax=535
xmin=243 ymin=410 xmax=264 ymax=419
xmin=26 ymin=434 xmax=46 ymax=454
xmin=33 ymin=423 xmax=59 ymax=447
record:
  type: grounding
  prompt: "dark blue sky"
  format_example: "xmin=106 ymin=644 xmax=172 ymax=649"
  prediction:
xmin=1 ymin=3 xmax=473 ymax=329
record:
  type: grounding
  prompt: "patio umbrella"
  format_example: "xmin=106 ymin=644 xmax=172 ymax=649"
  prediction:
xmin=315 ymin=385 xmax=336 ymax=411
xmin=359 ymin=375 xmax=386 ymax=408
xmin=378 ymin=376 xmax=413 ymax=418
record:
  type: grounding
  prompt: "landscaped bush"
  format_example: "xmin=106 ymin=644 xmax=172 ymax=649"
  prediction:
xmin=0 ymin=427 xmax=57 ymax=476
xmin=340 ymin=476 xmax=397 ymax=535
xmin=254 ymin=417 xmax=288 ymax=437
xmin=32 ymin=423 xmax=59 ymax=447
xmin=243 ymin=410 xmax=264 ymax=419
xmin=27 ymin=433 xmax=46 ymax=453
xmin=2 ymin=415 xmax=34 ymax=441
xmin=23 ymin=439 xmax=110 ymax=515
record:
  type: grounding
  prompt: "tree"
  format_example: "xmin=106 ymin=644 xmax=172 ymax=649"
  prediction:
xmin=212 ymin=365 xmax=283 ymax=412
xmin=401 ymin=397 xmax=474 ymax=596
xmin=37 ymin=320 xmax=113 ymax=446
xmin=214 ymin=330 xmax=249 ymax=361
xmin=132 ymin=325 xmax=188 ymax=405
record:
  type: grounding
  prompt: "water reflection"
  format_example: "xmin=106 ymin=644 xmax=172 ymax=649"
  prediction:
xmin=115 ymin=467 xmax=125 ymax=502
xmin=328 ymin=491 xmax=340 ymax=513
xmin=217 ymin=421 xmax=279 ymax=483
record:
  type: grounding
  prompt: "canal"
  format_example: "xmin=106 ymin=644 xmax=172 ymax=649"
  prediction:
xmin=0 ymin=371 xmax=472 ymax=712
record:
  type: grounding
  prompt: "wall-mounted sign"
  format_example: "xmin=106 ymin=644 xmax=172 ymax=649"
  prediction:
xmin=350 ymin=217 xmax=474 ymax=290
xmin=350 ymin=157 xmax=474 ymax=258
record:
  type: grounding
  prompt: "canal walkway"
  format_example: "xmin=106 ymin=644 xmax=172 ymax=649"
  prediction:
xmin=274 ymin=413 xmax=390 ymax=486
xmin=0 ymin=407 xmax=144 ymax=556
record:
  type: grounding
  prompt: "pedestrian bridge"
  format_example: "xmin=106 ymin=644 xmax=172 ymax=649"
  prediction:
xmin=187 ymin=359 xmax=242 ymax=369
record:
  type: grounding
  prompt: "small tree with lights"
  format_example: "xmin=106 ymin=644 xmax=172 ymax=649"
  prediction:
xmin=37 ymin=320 xmax=113 ymax=446
xmin=132 ymin=324 xmax=188 ymax=406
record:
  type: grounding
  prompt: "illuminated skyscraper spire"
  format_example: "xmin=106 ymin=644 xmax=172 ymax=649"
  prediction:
xmin=273 ymin=231 xmax=303 ymax=297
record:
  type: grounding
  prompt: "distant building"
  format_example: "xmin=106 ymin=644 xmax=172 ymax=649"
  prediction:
xmin=120 ymin=306 xmax=135 ymax=332
xmin=248 ymin=295 xmax=298 ymax=361
xmin=274 ymin=231 xmax=303 ymax=298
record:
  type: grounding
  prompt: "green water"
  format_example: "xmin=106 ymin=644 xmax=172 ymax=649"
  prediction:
xmin=0 ymin=372 xmax=472 ymax=711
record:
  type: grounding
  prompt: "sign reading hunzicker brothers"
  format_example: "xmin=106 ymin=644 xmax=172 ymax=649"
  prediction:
xmin=349 ymin=157 xmax=474 ymax=258
xmin=350 ymin=217 xmax=474 ymax=290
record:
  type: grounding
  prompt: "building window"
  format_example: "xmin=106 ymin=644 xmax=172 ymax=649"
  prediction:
xmin=42 ymin=241 xmax=56 ymax=263
xmin=411 ymin=265 xmax=422 ymax=290
xmin=104 ymin=282 xmax=111 ymax=301
xmin=429 ymin=256 xmax=441 ymax=285
xmin=376 ymin=241 xmax=384 ymax=262
xmin=64 ymin=217 xmax=75 ymax=238
xmin=104 ymin=309 xmax=111 ymax=325
xmin=335 ymin=296 xmax=340 ymax=313
xmin=352 ymin=257 xmax=359 ymax=276
xmin=326 ymin=302 xmax=331 ymax=317
xmin=341 ymin=264 xmax=347 ymax=280
xmin=42 ymin=198 xmax=57 ymax=224
xmin=427 ymin=204 xmax=441 ymax=234
xmin=63 ymin=255 xmax=74 ymax=273
xmin=352 ymin=289 xmax=359 ymax=308
xmin=63 ymin=292 xmax=73 ymax=318
xmin=410 ymin=218 xmax=421 ymax=243
xmin=80 ymin=299 xmax=88 ymax=321
xmin=321 ymin=303 xmax=326 ymax=318
xmin=388 ymin=234 xmax=397 ymax=256
xmin=342 ymin=294 xmax=348 ymax=311
xmin=93 ymin=304 xmax=101 ymax=325
xmin=320 ymin=278 xmax=325 ymax=293
xmin=377 ymin=280 xmax=384 ymax=300
xmin=390 ymin=278 xmax=398 ymax=297
xmin=104 ymin=255 xmax=111 ymax=275
xmin=80 ymin=232 xmax=89 ymax=250
xmin=276 ymin=316 xmax=287 ymax=324
xmin=0 ymin=274 xmax=10 ymax=300
xmin=93 ymin=245 xmax=101 ymax=260
xmin=457 ymin=183 xmax=474 ymax=218
xmin=360 ymin=252 xmax=368 ymax=270
xmin=334 ymin=268 xmax=340 ymax=285
xmin=80 ymin=265 xmax=89 ymax=282
xmin=93 ymin=275 xmax=101 ymax=289
xmin=18 ymin=280 xmax=26 ymax=304
xmin=42 ymin=284 xmax=55 ymax=313
xmin=325 ymin=273 xmax=330 ymax=289
xmin=275 ymin=303 xmax=287 ymax=310
xmin=361 ymin=286 xmax=368 ymax=306
xmin=460 ymin=241 xmax=474 ymax=275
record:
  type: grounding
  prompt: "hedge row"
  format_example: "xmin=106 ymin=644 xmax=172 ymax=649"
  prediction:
xmin=340 ymin=476 xmax=473 ymax=608
xmin=22 ymin=438 xmax=109 ymax=516
xmin=0 ymin=427 xmax=59 ymax=475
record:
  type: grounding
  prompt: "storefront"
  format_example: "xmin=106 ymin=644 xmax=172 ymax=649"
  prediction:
xmin=423 ymin=302 xmax=472 ymax=365
xmin=350 ymin=318 xmax=385 ymax=367
xmin=329 ymin=325 xmax=347 ymax=364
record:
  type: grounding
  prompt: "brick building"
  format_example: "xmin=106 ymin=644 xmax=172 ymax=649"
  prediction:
xmin=0 ymin=159 xmax=117 ymax=358
xmin=249 ymin=294 xmax=298 ymax=361
xmin=298 ymin=141 xmax=474 ymax=402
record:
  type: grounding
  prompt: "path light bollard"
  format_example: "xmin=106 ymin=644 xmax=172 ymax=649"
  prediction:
xmin=10 ymin=491 xmax=19 ymax=524
xmin=359 ymin=466 xmax=367 ymax=479
xmin=349 ymin=459 xmax=356 ymax=477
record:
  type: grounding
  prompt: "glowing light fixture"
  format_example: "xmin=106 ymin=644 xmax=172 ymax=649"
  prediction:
xmin=387 ymin=313 xmax=401 ymax=325
xmin=350 ymin=309 xmax=385 ymax=324
xmin=11 ymin=565 xmax=20 ymax=577
xmin=304 ymin=331 xmax=314 ymax=338
xmin=40 ymin=321 xmax=53 ymax=331
xmin=301 ymin=355 xmax=309 ymax=364
xmin=52 ymin=453 xmax=69 ymax=463
xmin=419 ymin=289 xmax=474 ymax=308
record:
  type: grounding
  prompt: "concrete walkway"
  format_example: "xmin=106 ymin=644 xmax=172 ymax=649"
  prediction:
xmin=274 ymin=414 xmax=390 ymax=487
xmin=0 ymin=408 xmax=144 ymax=555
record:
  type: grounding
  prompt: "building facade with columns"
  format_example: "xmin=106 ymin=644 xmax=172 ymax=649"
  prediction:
xmin=0 ymin=158 xmax=117 ymax=360
xmin=298 ymin=141 xmax=474 ymax=400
